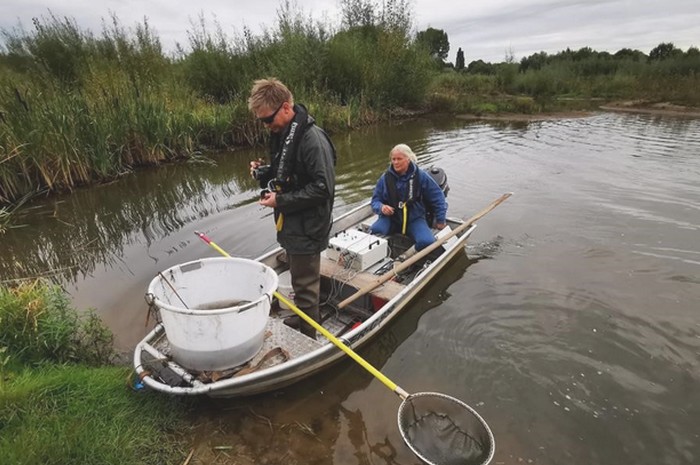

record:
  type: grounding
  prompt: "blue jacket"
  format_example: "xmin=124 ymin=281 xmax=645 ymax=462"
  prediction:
xmin=371 ymin=162 xmax=447 ymax=225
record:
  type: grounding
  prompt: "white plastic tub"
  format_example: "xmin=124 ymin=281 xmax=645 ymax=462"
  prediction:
xmin=147 ymin=257 xmax=278 ymax=371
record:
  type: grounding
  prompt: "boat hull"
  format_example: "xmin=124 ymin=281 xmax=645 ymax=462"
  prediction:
xmin=134 ymin=200 xmax=476 ymax=397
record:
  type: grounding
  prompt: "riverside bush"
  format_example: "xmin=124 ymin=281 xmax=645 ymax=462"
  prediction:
xmin=0 ymin=2 xmax=432 ymax=206
xmin=0 ymin=280 xmax=114 ymax=368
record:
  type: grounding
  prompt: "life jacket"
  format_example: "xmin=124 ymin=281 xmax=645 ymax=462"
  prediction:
xmin=384 ymin=169 xmax=420 ymax=210
xmin=267 ymin=104 xmax=336 ymax=233
xmin=267 ymin=104 xmax=313 ymax=194
xmin=384 ymin=167 xmax=422 ymax=235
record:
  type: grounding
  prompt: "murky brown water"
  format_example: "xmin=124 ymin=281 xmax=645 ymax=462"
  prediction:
xmin=2 ymin=112 xmax=700 ymax=464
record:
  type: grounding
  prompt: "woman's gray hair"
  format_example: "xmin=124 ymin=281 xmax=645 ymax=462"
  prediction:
xmin=390 ymin=144 xmax=418 ymax=163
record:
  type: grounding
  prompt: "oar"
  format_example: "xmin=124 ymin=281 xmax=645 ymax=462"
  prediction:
xmin=337 ymin=192 xmax=512 ymax=309
xmin=194 ymin=230 xmax=495 ymax=465
xmin=194 ymin=231 xmax=410 ymax=398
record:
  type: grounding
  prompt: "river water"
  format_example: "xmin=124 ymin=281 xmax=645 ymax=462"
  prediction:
xmin=2 ymin=112 xmax=699 ymax=464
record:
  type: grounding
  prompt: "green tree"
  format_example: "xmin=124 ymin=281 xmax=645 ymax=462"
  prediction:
xmin=340 ymin=0 xmax=412 ymax=33
xmin=340 ymin=0 xmax=377 ymax=28
xmin=649 ymin=42 xmax=681 ymax=61
xmin=328 ymin=0 xmax=427 ymax=108
xmin=519 ymin=51 xmax=549 ymax=72
xmin=572 ymin=46 xmax=594 ymax=61
xmin=467 ymin=59 xmax=496 ymax=75
xmin=455 ymin=47 xmax=465 ymax=70
xmin=416 ymin=27 xmax=449 ymax=62
xmin=614 ymin=48 xmax=646 ymax=61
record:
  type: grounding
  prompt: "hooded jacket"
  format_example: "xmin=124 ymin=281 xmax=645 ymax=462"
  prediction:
xmin=262 ymin=105 xmax=336 ymax=254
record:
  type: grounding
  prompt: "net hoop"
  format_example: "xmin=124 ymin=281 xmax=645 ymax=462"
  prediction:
xmin=397 ymin=391 xmax=495 ymax=465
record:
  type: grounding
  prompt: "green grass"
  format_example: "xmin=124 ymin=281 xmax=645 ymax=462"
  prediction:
xmin=0 ymin=365 xmax=188 ymax=465
xmin=0 ymin=280 xmax=190 ymax=465
xmin=0 ymin=205 xmax=11 ymax=234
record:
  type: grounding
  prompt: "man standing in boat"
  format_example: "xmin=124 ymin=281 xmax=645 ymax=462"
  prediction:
xmin=248 ymin=78 xmax=336 ymax=338
xmin=370 ymin=144 xmax=447 ymax=251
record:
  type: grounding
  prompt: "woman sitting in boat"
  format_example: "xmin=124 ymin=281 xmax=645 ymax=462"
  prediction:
xmin=369 ymin=144 xmax=447 ymax=251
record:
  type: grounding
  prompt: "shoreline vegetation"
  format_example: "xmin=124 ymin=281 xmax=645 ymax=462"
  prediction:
xmin=0 ymin=1 xmax=699 ymax=463
xmin=0 ymin=280 xmax=190 ymax=465
xmin=1 ymin=1 xmax=699 ymax=214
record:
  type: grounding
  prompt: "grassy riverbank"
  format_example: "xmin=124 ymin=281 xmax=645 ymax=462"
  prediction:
xmin=0 ymin=280 xmax=189 ymax=465
xmin=1 ymin=1 xmax=698 ymax=214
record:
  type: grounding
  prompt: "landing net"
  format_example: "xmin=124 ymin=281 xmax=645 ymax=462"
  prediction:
xmin=398 ymin=392 xmax=494 ymax=465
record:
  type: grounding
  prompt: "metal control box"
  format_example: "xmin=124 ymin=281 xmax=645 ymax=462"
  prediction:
xmin=324 ymin=228 xmax=389 ymax=271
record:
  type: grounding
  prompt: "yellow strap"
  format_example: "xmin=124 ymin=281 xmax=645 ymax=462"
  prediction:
xmin=401 ymin=204 xmax=408 ymax=235
xmin=276 ymin=213 xmax=284 ymax=231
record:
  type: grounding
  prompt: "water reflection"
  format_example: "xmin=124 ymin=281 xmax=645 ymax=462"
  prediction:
xmin=0 ymin=120 xmax=440 ymax=285
xmin=2 ymin=112 xmax=700 ymax=464
xmin=0 ymin=155 xmax=255 ymax=283
xmin=0 ymin=118 xmax=451 ymax=350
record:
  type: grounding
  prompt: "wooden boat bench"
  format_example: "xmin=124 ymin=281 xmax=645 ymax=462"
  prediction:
xmin=319 ymin=257 xmax=405 ymax=302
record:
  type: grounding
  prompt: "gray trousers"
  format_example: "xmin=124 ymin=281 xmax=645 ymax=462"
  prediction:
xmin=288 ymin=252 xmax=321 ymax=337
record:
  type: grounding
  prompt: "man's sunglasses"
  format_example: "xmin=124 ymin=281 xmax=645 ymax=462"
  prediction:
xmin=257 ymin=103 xmax=285 ymax=124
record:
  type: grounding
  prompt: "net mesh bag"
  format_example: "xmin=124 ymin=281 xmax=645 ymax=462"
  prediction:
xmin=398 ymin=392 xmax=494 ymax=465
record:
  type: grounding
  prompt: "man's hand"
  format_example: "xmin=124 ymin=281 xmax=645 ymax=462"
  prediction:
xmin=260 ymin=191 xmax=277 ymax=208
xmin=249 ymin=160 xmax=262 ymax=178
xmin=436 ymin=222 xmax=446 ymax=230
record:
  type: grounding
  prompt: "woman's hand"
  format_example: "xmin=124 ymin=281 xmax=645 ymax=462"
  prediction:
xmin=380 ymin=204 xmax=395 ymax=216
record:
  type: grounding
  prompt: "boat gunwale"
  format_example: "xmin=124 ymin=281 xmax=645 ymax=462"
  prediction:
xmin=134 ymin=200 xmax=476 ymax=396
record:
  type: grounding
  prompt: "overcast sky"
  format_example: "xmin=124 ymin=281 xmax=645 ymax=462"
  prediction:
xmin=1 ymin=0 xmax=698 ymax=63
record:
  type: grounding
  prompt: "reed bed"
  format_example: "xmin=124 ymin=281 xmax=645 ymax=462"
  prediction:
xmin=0 ymin=2 xmax=429 ymax=209
xmin=0 ymin=2 xmax=698 ymax=212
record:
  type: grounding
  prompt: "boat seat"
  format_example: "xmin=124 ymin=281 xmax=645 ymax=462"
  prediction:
xmin=320 ymin=257 xmax=405 ymax=302
xmin=359 ymin=216 xmax=376 ymax=232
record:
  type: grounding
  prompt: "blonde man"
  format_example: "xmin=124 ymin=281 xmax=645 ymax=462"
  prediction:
xmin=248 ymin=78 xmax=336 ymax=338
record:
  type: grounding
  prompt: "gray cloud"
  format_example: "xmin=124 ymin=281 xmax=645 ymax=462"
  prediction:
xmin=1 ymin=0 xmax=698 ymax=63
xmin=418 ymin=0 xmax=700 ymax=61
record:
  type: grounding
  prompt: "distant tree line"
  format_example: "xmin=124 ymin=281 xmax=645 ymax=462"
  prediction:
xmin=424 ymin=39 xmax=699 ymax=118
xmin=459 ymin=43 xmax=700 ymax=76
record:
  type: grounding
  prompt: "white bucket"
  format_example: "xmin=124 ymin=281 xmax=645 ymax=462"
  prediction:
xmin=277 ymin=270 xmax=295 ymax=310
xmin=147 ymin=257 xmax=278 ymax=371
